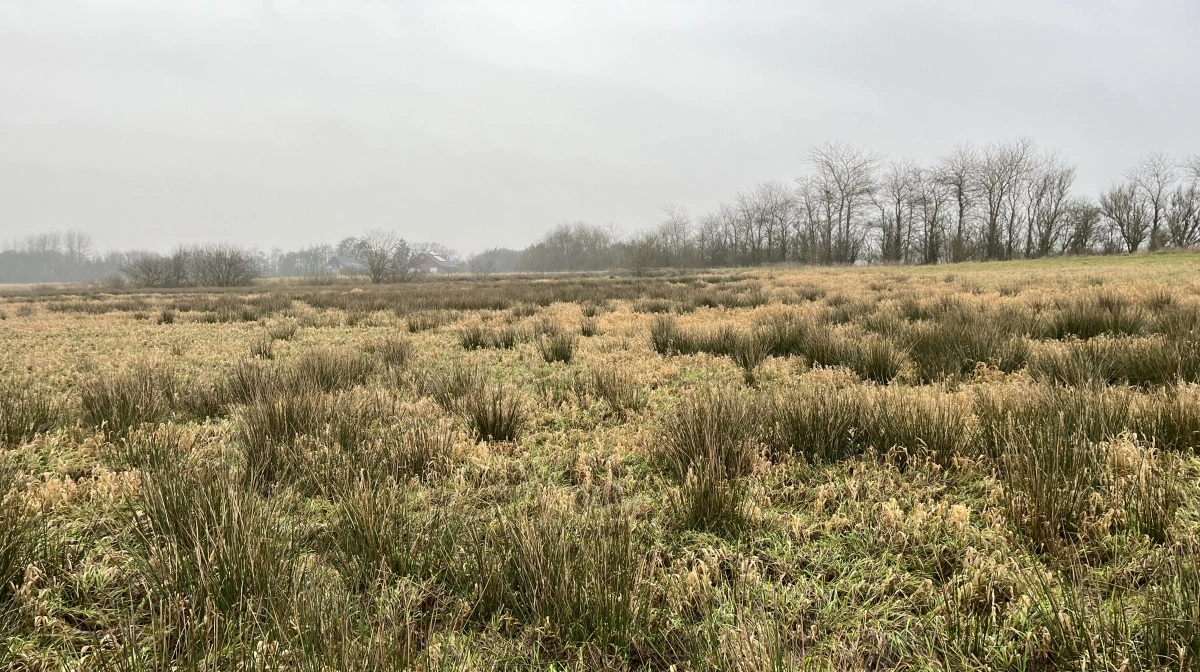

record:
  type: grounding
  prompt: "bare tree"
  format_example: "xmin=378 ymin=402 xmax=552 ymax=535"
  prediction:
xmin=1024 ymin=152 xmax=1076 ymax=258
xmin=467 ymin=253 xmax=497 ymax=277
xmin=915 ymin=168 xmax=950 ymax=265
xmin=1129 ymin=152 xmax=1179 ymax=251
xmin=1166 ymin=183 xmax=1200 ymax=249
xmin=120 ymin=249 xmax=191 ymax=288
xmin=976 ymin=138 xmax=1035 ymax=260
xmin=63 ymin=231 xmax=93 ymax=264
xmin=875 ymin=160 xmax=920 ymax=263
xmin=297 ymin=244 xmax=334 ymax=280
xmin=626 ymin=230 xmax=659 ymax=277
xmin=189 ymin=244 xmax=260 ymax=287
xmin=806 ymin=141 xmax=881 ymax=264
xmin=755 ymin=181 xmax=799 ymax=263
xmin=1062 ymin=197 xmax=1103 ymax=256
xmin=936 ymin=144 xmax=978 ymax=262
xmin=357 ymin=230 xmax=404 ymax=284
xmin=657 ymin=204 xmax=694 ymax=267
xmin=1100 ymin=182 xmax=1151 ymax=253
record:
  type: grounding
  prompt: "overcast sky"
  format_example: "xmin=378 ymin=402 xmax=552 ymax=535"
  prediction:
xmin=2 ymin=0 xmax=1198 ymax=255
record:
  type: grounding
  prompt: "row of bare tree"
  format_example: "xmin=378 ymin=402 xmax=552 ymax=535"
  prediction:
xmin=0 ymin=231 xmax=136 ymax=284
xmin=119 ymin=244 xmax=261 ymax=288
xmin=609 ymin=141 xmax=1200 ymax=270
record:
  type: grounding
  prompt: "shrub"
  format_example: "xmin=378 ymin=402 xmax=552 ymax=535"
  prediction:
xmin=463 ymin=384 xmax=526 ymax=443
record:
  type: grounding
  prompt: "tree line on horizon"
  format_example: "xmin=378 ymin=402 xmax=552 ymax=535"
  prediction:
xmin=521 ymin=140 xmax=1200 ymax=273
xmin=3 ymin=139 xmax=1199 ymax=285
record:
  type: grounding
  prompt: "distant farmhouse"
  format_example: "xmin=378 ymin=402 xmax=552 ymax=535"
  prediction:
xmin=325 ymin=256 xmax=363 ymax=275
xmin=411 ymin=252 xmax=458 ymax=274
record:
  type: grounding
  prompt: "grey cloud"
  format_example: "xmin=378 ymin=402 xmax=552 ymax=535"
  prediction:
xmin=1 ymin=0 xmax=1197 ymax=253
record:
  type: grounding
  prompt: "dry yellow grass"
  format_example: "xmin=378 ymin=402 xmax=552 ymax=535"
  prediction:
xmin=1 ymin=254 xmax=1199 ymax=670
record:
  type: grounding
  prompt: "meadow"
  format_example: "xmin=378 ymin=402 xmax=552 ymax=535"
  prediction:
xmin=1 ymin=254 xmax=1199 ymax=671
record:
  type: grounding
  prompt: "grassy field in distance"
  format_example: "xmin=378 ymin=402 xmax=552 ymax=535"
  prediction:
xmin=2 ymin=253 xmax=1200 ymax=670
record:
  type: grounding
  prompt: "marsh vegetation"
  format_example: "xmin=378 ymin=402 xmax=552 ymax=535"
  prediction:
xmin=2 ymin=254 xmax=1199 ymax=670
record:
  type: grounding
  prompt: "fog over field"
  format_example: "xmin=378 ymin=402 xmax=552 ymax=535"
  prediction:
xmin=2 ymin=0 xmax=1199 ymax=253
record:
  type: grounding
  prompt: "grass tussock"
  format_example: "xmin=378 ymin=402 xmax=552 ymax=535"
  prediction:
xmin=363 ymin=336 xmax=412 ymax=368
xmin=538 ymin=331 xmax=578 ymax=364
xmin=591 ymin=366 xmax=649 ymax=414
xmin=1029 ymin=336 xmax=1200 ymax=387
xmin=0 ymin=457 xmax=36 ymax=624
xmin=80 ymin=363 xmax=179 ymax=437
xmin=661 ymin=387 xmax=758 ymax=533
xmin=458 ymin=324 xmax=526 ymax=350
xmin=474 ymin=503 xmax=645 ymax=654
xmin=0 ymin=375 xmax=59 ymax=446
xmin=463 ymin=383 xmax=526 ymax=443
xmin=286 ymin=348 xmax=376 ymax=392
xmin=999 ymin=420 xmax=1180 ymax=554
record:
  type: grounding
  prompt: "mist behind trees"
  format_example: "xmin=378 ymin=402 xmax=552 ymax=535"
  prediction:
xmin=4 ymin=140 xmax=1198 ymax=285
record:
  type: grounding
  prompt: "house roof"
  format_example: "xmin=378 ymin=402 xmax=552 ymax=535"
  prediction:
xmin=417 ymin=252 xmax=456 ymax=267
